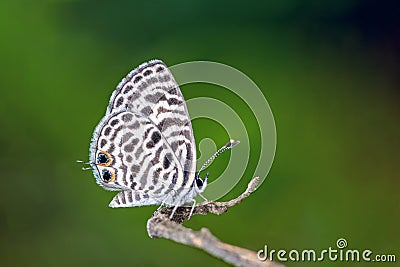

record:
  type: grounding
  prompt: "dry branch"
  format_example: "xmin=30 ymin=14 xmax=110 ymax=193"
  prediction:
xmin=146 ymin=177 xmax=285 ymax=267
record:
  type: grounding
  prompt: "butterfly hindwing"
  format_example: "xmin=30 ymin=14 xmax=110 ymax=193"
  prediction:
xmin=90 ymin=110 xmax=185 ymax=199
xmin=109 ymin=190 xmax=158 ymax=208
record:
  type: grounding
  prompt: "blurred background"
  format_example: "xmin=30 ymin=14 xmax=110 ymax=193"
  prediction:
xmin=0 ymin=0 xmax=399 ymax=266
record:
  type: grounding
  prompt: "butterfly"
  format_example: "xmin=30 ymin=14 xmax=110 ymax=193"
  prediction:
xmin=79 ymin=60 xmax=238 ymax=218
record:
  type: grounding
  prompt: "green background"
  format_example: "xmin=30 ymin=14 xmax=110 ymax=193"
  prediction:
xmin=1 ymin=1 xmax=398 ymax=266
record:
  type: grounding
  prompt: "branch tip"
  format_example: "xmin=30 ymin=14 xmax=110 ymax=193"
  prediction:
xmin=145 ymin=177 xmax=284 ymax=266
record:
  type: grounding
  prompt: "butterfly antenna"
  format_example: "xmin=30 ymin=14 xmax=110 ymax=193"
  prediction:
xmin=197 ymin=139 xmax=240 ymax=178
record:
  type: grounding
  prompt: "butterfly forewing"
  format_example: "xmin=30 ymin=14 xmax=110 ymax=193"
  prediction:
xmin=107 ymin=60 xmax=196 ymax=180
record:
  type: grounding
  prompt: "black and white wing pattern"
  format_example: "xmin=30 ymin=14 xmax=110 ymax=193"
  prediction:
xmin=89 ymin=60 xmax=199 ymax=208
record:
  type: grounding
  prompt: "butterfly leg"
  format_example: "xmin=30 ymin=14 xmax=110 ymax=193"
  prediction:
xmin=157 ymin=193 xmax=171 ymax=211
xmin=187 ymin=199 xmax=196 ymax=220
xmin=197 ymin=192 xmax=208 ymax=201
xmin=169 ymin=205 xmax=179 ymax=219
xmin=158 ymin=190 xmax=179 ymax=219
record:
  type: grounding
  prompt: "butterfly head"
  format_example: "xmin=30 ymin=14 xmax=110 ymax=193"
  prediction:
xmin=195 ymin=172 xmax=208 ymax=193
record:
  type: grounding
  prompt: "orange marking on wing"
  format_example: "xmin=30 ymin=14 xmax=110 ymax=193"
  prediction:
xmin=97 ymin=150 xmax=113 ymax=167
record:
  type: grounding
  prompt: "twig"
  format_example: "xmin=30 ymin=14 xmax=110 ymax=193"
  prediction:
xmin=146 ymin=177 xmax=285 ymax=267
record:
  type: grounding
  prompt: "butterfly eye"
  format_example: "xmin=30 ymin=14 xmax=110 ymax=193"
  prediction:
xmin=195 ymin=177 xmax=203 ymax=188
xmin=97 ymin=151 xmax=112 ymax=166
xmin=102 ymin=169 xmax=115 ymax=183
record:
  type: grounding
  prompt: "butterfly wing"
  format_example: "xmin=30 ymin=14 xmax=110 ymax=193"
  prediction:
xmin=90 ymin=60 xmax=197 ymax=208
xmin=91 ymin=109 xmax=190 ymax=207
xmin=107 ymin=60 xmax=196 ymax=185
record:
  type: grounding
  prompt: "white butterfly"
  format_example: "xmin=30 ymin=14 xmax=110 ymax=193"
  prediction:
xmin=79 ymin=60 xmax=238 ymax=218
